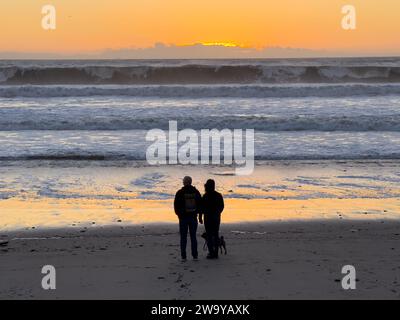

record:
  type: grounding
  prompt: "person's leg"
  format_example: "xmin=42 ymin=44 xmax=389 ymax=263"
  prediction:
xmin=205 ymin=221 xmax=218 ymax=258
xmin=179 ymin=218 xmax=188 ymax=259
xmin=210 ymin=224 xmax=218 ymax=257
xmin=204 ymin=221 xmax=213 ymax=256
xmin=188 ymin=216 xmax=198 ymax=258
xmin=213 ymin=218 xmax=221 ymax=258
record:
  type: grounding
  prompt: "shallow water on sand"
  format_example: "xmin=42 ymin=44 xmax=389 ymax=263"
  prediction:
xmin=1 ymin=160 xmax=399 ymax=231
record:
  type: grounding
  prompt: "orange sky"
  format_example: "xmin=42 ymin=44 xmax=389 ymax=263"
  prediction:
xmin=0 ymin=0 xmax=399 ymax=55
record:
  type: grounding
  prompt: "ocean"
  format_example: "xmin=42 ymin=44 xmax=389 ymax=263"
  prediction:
xmin=1 ymin=57 xmax=400 ymax=229
xmin=1 ymin=57 xmax=400 ymax=162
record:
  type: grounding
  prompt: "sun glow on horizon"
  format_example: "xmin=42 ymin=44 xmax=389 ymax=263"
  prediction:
xmin=200 ymin=42 xmax=240 ymax=48
xmin=0 ymin=0 xmax=399 ymax=56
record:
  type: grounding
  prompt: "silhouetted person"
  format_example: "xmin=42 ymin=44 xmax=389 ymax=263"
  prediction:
xmin=199 ymin=179 xmax=224 ymax=259
xmin=174 ymin=176 xmax=202 ymax=261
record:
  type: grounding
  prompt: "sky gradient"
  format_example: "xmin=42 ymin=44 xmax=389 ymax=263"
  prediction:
xmin=1 ymin=0 xmax=399 ymax=58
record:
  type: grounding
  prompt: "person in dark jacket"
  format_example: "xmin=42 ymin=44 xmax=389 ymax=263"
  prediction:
xmin=199 ymin=179 xmax=224 ymax=259
xmin=174 ymin=176 xmax=202 ymax=261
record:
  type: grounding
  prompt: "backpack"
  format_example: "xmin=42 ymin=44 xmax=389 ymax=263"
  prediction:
xmin=184 ymin=192 xmax=197 ymax=214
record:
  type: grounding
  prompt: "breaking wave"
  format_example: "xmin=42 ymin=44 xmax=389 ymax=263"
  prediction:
xmin=1 ymin=65 xmax=400 ymax=85
xmin=2 ymin=114 xmax=400 ymax=131
xmin=1 ymin=83 xmax=400 ymax=98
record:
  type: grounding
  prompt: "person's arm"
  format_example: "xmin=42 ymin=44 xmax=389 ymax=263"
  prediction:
xmin=217 ymin=193 xmax=224 ymax=215
xmin=174 ymin=191 xmax=181 ymax=217
xmin=196 ymin=191 xmax=203 ymax=224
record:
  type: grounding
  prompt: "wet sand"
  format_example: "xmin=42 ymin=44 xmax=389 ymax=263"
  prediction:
xmin=1 ymin=220 xmax=399 ymax=299
xmin=1 ymin=160 xmax=400 ymax=230
xmin=1 ymin=160 xmax=399 ymax=299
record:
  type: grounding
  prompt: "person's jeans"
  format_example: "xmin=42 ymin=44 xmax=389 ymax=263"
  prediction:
xmin=179 ymin=216 xmax=198 ymax=259
xmin=205 ymin=216 xmax=220 ymax=257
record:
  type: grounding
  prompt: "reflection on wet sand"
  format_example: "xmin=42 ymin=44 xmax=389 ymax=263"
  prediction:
xmin=1 ymin=197 xmax=399 ymax=231
xmin=1 ymin=161 xmax=400 ymax=231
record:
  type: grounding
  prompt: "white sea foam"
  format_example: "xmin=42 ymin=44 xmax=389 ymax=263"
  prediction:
xmin=1 ymin=95 xmax=400 ymax=131
xmin=1 ymin=83 xmax=400 ymax=98
xmin=0 ymin=130 xmax=400 ymax=161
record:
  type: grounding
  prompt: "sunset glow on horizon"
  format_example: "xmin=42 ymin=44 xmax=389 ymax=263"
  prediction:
xmin=0 ymin=0 xmax=399 ymax=57
xmin=200 ymin=42 xmax=240 ymax=48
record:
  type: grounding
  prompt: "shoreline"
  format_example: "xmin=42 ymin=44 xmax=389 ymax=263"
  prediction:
xmin=1 ymin=219 xmax=399 ymax=299
xmin=1 ymin=197 xmax=399 ymax=231
xmin=1 ymin=217 xmax=397 ymax=236
xmin=1 ymin=159 xmax=400 ymax=230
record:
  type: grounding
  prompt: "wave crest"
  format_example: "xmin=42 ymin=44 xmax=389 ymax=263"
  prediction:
xmin=1 ymin=83 xmax=400 ymax=98
xmin=1 ymin=114 xmax=400 ymax=131
xmin=1 ymin=65 xmax=400 ymax=85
